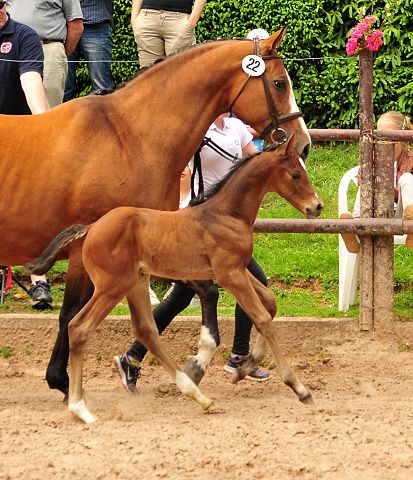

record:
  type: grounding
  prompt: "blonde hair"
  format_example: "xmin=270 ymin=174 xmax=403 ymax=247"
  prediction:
xmin=377 ymin=111 xmax=413 ymax=130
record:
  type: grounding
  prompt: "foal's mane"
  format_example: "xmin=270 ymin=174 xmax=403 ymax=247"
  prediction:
xmin=189 ymin=142 xmax=280 ymax=206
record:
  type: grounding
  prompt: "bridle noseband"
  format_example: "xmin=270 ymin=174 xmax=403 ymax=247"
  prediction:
xmin=228 ymin=37 xmax=303 ymax=145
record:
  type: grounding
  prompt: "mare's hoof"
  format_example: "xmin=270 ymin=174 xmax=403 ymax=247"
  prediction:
xmin=185 ymin=357 xmax=206 ymax=386
xmin=299 ymin=393 xmax=315 ymax=405
xmin=63 ymin=393 xmax=69 ymax=404
xmin=45 ymin=370 xmax=69 ymax=396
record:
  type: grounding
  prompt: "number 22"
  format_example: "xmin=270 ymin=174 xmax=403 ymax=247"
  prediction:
xmin=246 ymin=57 xmax=260 ymax=73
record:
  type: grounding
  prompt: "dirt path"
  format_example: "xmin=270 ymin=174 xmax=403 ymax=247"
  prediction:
xmin=2 ymin=316 xmax=413 ymax=479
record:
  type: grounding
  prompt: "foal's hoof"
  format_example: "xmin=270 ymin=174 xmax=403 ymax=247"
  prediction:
xmin=203 ymin=399 xmax=216 ymax=413
xmin=185 ymin=357 xmax=206 ymax=386
xmin=231 ymin=368 xmax=246 ymax=384
xmin=68 ymin=399 xmax=97 ymax=424
xmin=299 ymin=393 xmax=315 ymax=405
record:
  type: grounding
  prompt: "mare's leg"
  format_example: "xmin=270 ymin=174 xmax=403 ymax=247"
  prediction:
xmin=218 ymin=269 xmax=313 ymax=404
xmin=126 ymin=277 xmax=214 ymax=411
xmin=46 ymin=242 xmax=94 ymax=397
xmin=68 ymin=288 xmax=126 ymax=423
xmin=184 ymin=280 xmax=220 ymax=385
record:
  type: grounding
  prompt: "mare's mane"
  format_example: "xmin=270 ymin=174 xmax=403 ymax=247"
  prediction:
xmin=98 ymin=37 xmax=249 ymax=95
xmin=189 ymin=142 xmax=281 ymax=207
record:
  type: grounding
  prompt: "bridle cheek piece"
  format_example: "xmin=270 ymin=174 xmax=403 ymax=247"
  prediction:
xmin=228 ymin=37 xmax=303 ymax=145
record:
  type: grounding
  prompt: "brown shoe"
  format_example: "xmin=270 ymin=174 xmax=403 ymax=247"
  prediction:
xmin=403 ymin=204 xmax=413 ymax=249
xmin=340 ymin=212 xmax=360 ymax=254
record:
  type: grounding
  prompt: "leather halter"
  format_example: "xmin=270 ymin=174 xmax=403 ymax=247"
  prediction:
xmin=228 ymin=37 xmax=303 ymax=144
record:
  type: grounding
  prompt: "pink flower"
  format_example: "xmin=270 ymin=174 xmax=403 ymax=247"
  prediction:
xmin=364 ymin=31 xmax=384 ymax=51
xmin=346 ymin=38 xmax=358 ymax=55
xmin=346 ymin=16 xmax=383 ymax=55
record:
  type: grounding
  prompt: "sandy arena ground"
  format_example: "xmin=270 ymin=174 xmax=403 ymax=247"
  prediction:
xmin=2 ymin=315 xmax=413 ymax=480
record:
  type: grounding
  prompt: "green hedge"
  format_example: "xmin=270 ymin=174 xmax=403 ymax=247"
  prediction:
xmin=71 ymin=0 xmax=413 ymax=128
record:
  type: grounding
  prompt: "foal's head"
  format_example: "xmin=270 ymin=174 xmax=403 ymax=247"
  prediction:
xmin=269 ymin=134 xmax=324 ymax=219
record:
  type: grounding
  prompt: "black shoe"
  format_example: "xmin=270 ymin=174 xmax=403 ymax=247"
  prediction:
xmin=113 ymin=354 xmax=141 ymax=395
xmin=28 ymin=280 xmax=53 ymax=309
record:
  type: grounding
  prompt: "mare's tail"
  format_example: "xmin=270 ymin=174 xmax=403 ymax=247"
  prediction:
xmin=24 ymin=225 xmax=88 ymax=276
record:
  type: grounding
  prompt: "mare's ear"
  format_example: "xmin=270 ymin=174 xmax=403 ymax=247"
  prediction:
xmin=261 ymin=25 xmax=289 ymax=53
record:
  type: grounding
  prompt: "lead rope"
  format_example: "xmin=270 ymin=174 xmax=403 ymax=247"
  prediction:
xmin=191 ymin=136 xmax=240 ymax=200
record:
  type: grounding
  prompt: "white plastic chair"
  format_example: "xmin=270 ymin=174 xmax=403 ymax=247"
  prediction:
xmin=338 ymin=166 xmax=406 ymax=311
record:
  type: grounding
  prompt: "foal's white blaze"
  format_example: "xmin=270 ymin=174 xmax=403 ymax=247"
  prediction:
xmin=175 ymin=371 xmax=214 ymax=410
xmin=299 ymin=157 xmax=306 ymax=171
xmin=287 ymin=73 xmax=311 ymax=150
xmin=192 ymin=325 xmax=218 ymax=370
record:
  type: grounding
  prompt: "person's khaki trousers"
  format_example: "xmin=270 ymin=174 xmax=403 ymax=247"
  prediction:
xmin=42 ymin=42 xmax=68 ymax=109
xmin=132 ymin=9 xmax=196 ymax=68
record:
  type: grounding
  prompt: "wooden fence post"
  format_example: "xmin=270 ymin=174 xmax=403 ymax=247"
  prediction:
xmin=373 ymin=141 xmax=395 ymax=333
xmin=358 ymin=49 xmax=374 ymax=331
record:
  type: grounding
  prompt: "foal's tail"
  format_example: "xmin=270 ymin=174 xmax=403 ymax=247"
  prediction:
xmin=24 ymin=225 xmax=88 ymax=276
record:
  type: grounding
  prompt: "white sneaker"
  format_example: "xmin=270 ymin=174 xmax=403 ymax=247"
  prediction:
xmin=149 ymin=286 xmax=160 ymax=306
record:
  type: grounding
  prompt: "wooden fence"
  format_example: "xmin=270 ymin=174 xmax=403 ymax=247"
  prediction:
xmin=253 ymin=50 xmax=413 ymax=334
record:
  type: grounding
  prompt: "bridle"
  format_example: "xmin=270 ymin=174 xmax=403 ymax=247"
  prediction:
xmin=228 ymin=37 xmax=303 ymax=145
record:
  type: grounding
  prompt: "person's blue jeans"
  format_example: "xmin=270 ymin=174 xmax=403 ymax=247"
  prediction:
xmin=64 ymin=21 xmax=113 ymax=101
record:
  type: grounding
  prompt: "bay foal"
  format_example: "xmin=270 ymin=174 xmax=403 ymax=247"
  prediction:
xmin=25 ymin=134 xmax=323 ymax=423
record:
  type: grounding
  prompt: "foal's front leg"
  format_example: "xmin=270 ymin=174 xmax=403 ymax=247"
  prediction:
xmin=219 ymin=269 xmax=314 ymax=405
xmin=184 ymin=280 xmax=220 ymax=385
xmin=127 ymin=280 xmax=215 ymax=411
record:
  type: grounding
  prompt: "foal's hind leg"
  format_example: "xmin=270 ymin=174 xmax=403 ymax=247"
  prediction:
xmin=46 ymin=242 xmax=94 ymax=398
xmin=68 ymin=290 xmax=125 ymax=423
xmin=184 ymin=280 xmax=220 ymax=385
xmin=219 ymin=270 xmax=313 ymax=405
xmin=126 ymin=278 xmax=214 ymax=411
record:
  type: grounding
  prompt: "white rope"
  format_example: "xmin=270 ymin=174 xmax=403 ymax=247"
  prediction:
xmin=0 ymin=56 xmax=411 ymax=64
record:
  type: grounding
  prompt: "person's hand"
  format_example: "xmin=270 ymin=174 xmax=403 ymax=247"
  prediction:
xmin=187 ymin=17 xmax=197 ymax=29
xmin=131 ymin=10 xmax=141 ymax=24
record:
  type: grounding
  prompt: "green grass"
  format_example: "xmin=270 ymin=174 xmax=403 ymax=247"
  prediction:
xmin=3 ymin=142 xmax=413 ymax=319
xmin=0 ymin=346 xmax=16 ymax=358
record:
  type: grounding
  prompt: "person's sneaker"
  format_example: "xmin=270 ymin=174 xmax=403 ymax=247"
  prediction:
xmin=28 ymin=280 xmax=53 ymax=309
xmin=403 ymin=204 xmax=413 ymax=249
xmin=113 ymin=354 xmax=141 ymax=395
xmin=224 ymin=355 xmax=271 ymax=382
xmin=149 ymin=286 xmax=160 ymax=306
xmin=339 ymin=212 xmax=360 ymax=254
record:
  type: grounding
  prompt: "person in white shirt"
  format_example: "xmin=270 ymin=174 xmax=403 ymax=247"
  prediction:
xmin=179 ymin=164 xmax=192 ymax=209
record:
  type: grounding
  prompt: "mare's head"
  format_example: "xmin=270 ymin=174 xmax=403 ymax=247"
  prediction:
xmin=267 ymin=133 xmax=324 ymax=219
xmin=230 ymin=26 xmax=311 ymax=161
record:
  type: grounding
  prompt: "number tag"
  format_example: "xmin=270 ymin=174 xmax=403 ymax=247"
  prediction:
xmin=242 ymin=55 xmax=266 ymax=77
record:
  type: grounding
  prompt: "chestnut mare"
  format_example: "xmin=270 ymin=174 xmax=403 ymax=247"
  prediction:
xmin=25 ymin=134 xmax=324 ymax=423
xmin=1 ymin=27 xmax=311 ymax=397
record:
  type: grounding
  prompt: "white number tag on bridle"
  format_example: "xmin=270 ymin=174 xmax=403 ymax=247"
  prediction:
xmin=242 ymin=55 xmax=266 ymax=76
